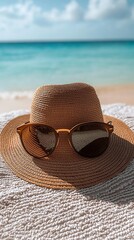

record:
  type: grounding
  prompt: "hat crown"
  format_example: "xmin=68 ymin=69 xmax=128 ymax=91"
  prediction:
xmin=30 ymin=83 xmax=103 ymax=128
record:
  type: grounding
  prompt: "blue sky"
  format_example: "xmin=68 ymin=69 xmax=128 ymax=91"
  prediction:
xmin=0 ymin=0 xmax=134 ymax=41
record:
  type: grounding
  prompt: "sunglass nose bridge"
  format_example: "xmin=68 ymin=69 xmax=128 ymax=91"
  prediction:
xmin=56 ymin=128 xmax=70 ymax=133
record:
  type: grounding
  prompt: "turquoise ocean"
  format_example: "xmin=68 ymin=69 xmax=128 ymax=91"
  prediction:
xmin=0 ymin=41 xmax=134 ymax=98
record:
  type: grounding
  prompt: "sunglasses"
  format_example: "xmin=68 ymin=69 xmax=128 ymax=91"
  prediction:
xmin=17 ymin=121 xmax=114 ymax=159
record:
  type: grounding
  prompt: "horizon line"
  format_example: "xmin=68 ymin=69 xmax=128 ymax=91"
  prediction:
xmin=0 ymin=39 xmax=134 ymax=43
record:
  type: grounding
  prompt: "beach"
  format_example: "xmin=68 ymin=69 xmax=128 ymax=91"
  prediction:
xmin=0 ymin=84 xmax=133 ymax=114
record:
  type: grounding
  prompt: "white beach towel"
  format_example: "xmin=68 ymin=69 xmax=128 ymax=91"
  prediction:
xmin=0 ymin=104 xmax=134 ymax=240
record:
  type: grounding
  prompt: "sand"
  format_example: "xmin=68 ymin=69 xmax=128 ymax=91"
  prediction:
xmin=96 ymin=84 xmax=134 ymax=105
xmin=0 ymin=84 xmax=133 ymax=114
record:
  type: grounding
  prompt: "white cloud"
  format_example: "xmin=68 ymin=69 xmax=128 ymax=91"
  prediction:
xmin=0 ymin=0 xmax=38 ymax=29
xmin=0 ymin=0 xmax=83 ymax=29
xmin=0 ymin=0 xmax=134 ymax=30
xmin=62 ymin=0 xmax=83 ymax=21
xmin=85 ymin=0 xmax=132 ymax=20
xmin=37 ymin=0 xmax=83 ymax=23
xmin=0 ymin=1 xmax=32 ymax=19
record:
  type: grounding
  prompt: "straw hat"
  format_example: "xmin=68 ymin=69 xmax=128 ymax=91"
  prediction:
xmin=0 ymin=83 xmax=134 ymax=189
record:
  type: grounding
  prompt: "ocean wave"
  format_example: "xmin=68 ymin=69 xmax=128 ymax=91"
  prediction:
xmin=0 ymin=91 xmax=33 ymax=99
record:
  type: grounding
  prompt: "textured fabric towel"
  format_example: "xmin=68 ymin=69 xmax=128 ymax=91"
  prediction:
xmin=0 ymin=104 xmax=134 ymax=240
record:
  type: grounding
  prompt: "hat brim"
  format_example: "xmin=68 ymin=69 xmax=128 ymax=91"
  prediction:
xmin=0 ymin=114 xmax=134 ymax=189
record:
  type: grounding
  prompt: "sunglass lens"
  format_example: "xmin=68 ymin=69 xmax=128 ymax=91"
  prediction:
xmin=71 ymin=123 xmax=109 ymax=158
xmin=21 ymin=125 xmax=56 ymax=158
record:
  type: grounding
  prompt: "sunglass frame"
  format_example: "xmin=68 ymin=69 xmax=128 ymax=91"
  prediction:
xmin=17 ymin=121 xmax=114 ymax=158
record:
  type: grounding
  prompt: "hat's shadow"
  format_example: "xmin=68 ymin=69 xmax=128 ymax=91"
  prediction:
xmin=33 ymin=134 xmax=134 ymax=205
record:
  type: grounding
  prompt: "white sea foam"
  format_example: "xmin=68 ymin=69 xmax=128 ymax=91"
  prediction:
xmin=0 ymin=91 xmax=33 ymax=100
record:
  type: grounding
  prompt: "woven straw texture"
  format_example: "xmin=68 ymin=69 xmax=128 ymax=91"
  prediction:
xmin=0 ymin=83 xmax=134 ymax=189
xmin=0 ymin=104 xmax=134 ymax=240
